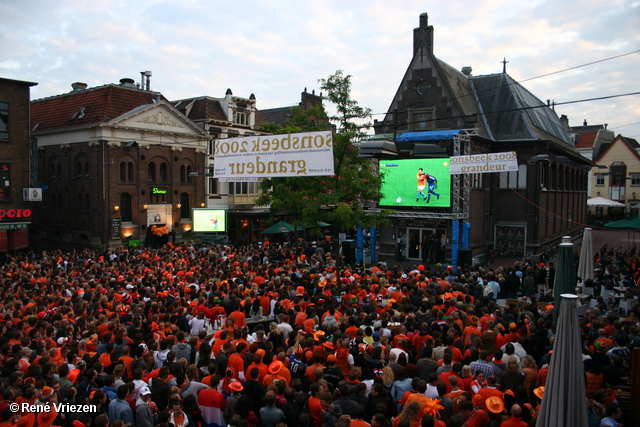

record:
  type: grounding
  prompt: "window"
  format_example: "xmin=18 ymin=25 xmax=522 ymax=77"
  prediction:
xmin=180 ymin=192 xmax=190 ymax=219
xmin=0 ymin=102 xmax=8 ymax=140
xmin=85 ymin=194 xmax=90 ymax=213
xmin=0 ymin=163 xmax=9 ymax=200
xmin=159 ymin=162 xmax=168 ymax=183
xmin=609 ymin=161 xmax=627 ymax=202
xmin=409 ymin=109 xmax=435 ymax=131
xmin=595 ymin=174 xmax=605 ymax=186
xmin=180 ymin=165 xmax=186 ymax=183
xmin=631 ymin=174 xmax=640 ymax=186
xmin=234 ymin=107 xmax=247 ymax=125
xmin=127 ymin=162 xmax=134 ymax=183
xmin=187 ymin=165 xmax=192 ymax=183
xmin=84 ymin=162 xmax=89 ymax=178
xmin=498 ymin=164 xmax=526 ymax=189
xmin=208 ymin=177 xmax=219 ymax=195
xmin=148 ymin=162 xmax=156 ymax=182
xmin=228 ymin=181 xmax=258 ymax=194
xmin=120 ymin=193 xmax=133 ymax=222
xmin=120 ymin=162 xmax=127 ymax=182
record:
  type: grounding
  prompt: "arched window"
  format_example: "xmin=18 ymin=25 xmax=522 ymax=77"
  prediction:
xmin=120 ymin=192 xmax=133 ymax=222
xmin=187 ymin=165 xmax=193 ymax=183
xmin=180 ymin=165 xmax=186 ymax=183
xmin=180 ymin=192 xmax=190 ymax=219
xmin=128 ymin=162 xmax=134 ymax=183
xmin=84 ymin=161 xmax=89 ymax=177
xmin=57 ymin=163 xmax=62 ymax=178
xmin=85 ymin=194 xmax=90 ymax=213
xmin=148 ymin=162 xmax=156 ymax=183
xmin=77 ymin=162 xmax=83 ymax=178
xmin=77 ymin=194 xmax=83 ymax=212
xmin=120 ymin=162 xmax=127 ymax=182
xmin=160 ymin=162 xmax=168 ymax=183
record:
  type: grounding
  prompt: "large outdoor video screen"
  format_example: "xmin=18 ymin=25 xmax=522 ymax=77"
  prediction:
xmin=193 ymin=209 xmax=227 ymax=232
xmin=379 ymin=158 xmax=451 ymax=207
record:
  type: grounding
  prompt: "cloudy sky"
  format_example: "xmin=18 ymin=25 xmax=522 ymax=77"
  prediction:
xmin=2 ymin=0 xmax=639 ymax=139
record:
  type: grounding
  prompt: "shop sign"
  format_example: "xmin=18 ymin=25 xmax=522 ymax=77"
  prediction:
xmin=0 ymin=223 xmax=28 ymax=231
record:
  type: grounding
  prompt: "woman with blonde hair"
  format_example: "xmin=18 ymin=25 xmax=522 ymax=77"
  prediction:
xmin=522 ymin=355 xmax=538 ymax=400
xmin=392 ymin=401 xmax=422 ymax=427
xmin=499 ymin=357 xmax=524 ymax=392
xmin=381 ymin=365 xmax=395 ymax=392
xmin=460 ymin=364 xmax=474 ymax=394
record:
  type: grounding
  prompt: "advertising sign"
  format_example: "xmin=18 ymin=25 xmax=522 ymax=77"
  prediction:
xmin=213 ymin=130 xmax=334 ymax=179
xmin=449 ymin=151 xmax=518 ymax=175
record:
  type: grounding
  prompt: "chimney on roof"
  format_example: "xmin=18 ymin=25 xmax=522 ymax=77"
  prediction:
xmin=143 ymin=71 xmax=152 ymax=91
xmin=583 ymin=119 xmax=587 ymax=126
xmin=71 ymin=82 xmax=88 ymax=92
xmin=604 ymin=123 xmax=608 ymax=130
xmin=560 ymin=114 xmax=570 ymax=131
xmin=461 ymin=66 xmax=472 ymax=76
xmin=119 ymin=78 xmax=136 ymax=88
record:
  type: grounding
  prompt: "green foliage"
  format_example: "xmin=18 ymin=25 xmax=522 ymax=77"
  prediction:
xmin=256 ymin=70 xmax=391 ymax=234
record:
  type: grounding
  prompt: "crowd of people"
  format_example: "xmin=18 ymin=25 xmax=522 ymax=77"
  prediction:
xmin=0 ymin=239 xmax=637 ymax=427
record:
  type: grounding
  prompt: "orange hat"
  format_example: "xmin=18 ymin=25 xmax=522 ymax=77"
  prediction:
xmin=473 ymin=394 xmax=484 ymax=407
xmin=16 ymin=414 xmax=36 ymax=427
xmin=323 ymin=341 xmax=334 ymax=350
xmin=255 ymin=349 xmax=266 ymax=357
xmin=504 ymin=389 xmax=515 ymax=398
xmin=326 ymin=354 xmax=336 ymax=363
xmin=313 ymin=331 xmax=325 ymax=341
xmin=68 ymin=368 xmax=80 ymax=383
xmin=534 ymin=386 xmax=545 ymax=400
xmin=228 ymin=381 xmax=243 ymax=392
xmin=37 ymin=408 xmax=58 ymax=427
xmin=268 ymin=360 xmax=284 ymax=375
xmin=41 ymin=386 xmax=54 ymax=398
xmin=485 ymin=396 xmax=504 ymax=414
xmin=509 ymin=323 xmax=517 ymax=330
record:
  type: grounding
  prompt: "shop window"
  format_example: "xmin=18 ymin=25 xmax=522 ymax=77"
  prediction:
xmin=0 ymin=102 xmax=8 ymax=141
xmin=0 ymin=163 xmax=9 ymax=200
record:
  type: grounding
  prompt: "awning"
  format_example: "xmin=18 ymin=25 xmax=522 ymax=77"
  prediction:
xmin=396 ymin=129 xmax=462 ymax=142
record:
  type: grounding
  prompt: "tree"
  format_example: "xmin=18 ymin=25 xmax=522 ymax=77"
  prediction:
xmin=256 ymin=70 xmax=390 ymax=252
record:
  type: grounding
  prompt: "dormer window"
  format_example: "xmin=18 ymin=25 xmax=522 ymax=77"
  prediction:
xmin=234 ymin=107 xmax=247 ymax=125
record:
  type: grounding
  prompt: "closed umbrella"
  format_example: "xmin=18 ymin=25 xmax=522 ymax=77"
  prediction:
xmin=553 ymin=240 xmax=576 ymax=323
xmin=577 ymin=228 xmax=594 ymax=285
xmin=535 ymin=294 xmax=588 ymax=427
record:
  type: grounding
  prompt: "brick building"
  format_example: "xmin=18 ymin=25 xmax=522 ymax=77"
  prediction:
xmin=0 ymin=77 xmax=38 ymax=255
xmin=30 ymin=79 xmax=209 ymax=250
xmin=368 ymin=13 xmax=591 ymax=264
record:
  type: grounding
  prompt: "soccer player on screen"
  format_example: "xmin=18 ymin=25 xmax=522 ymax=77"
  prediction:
xmin=416 ymin=168 xmax=427 ymax=201
xmin=426 ymin=172 xmax=440 ymax=202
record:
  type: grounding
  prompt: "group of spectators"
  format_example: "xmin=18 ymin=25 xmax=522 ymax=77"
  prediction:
xmin=0 ymin=239 xmax=637 ymax=427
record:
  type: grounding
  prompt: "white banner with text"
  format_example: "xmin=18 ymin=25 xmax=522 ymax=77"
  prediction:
xmin=213 ymin=130 xmax=334 ymax=179
xmin=449 ymin=151 xmax=518 ymax=175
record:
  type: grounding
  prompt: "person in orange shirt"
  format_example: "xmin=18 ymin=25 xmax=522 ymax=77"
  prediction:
xmin=263 ymin=360 xmax=289 ymax=387
xmin=98 ymin=343 xmax=115 ymax=369
xmin=228 ymin=309 xmax=246 ymax=330
xmin=464 ymin=317 xmax=482 ymax=347
xmin=211 ymin=330 xmax=229 ymax=357
xmin=118 ymin=345 xmax=135 ymax=378
xmin=227 ymin=342 xmax=247 ymax=382
xmin=305 ymin=352 xmax=326 ymax=383
xmin=246 ymin=353 xmax=269 ymax=384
